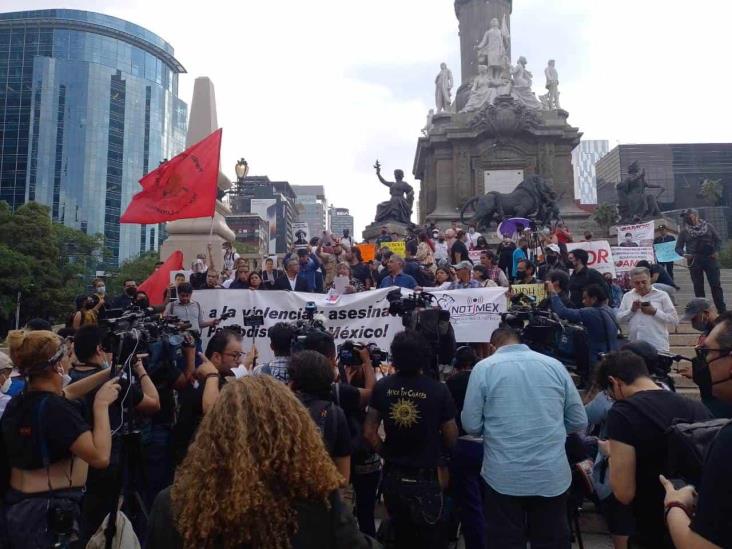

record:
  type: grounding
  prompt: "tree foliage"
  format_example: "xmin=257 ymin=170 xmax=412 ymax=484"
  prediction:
xmin=0 ymin=201 xmax=103 ymax=334
xmin=108 ymin=251 xmax=160 ymax=295
xmin=592 ymin=203 xmax=619 ymax=236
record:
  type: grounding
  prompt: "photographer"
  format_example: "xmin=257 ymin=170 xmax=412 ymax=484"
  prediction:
xmin=163 ymin=282 xmax=221 ymax=355
xmin=596 ymin=351 xmax=711 ymax=548
xmin=676 ymin=208 xmax=726 ymax=313
xmin=112 ymin=279 xmax=137 ymax=309
xmin=71 ymin=325 xmax=160 ymax=545
xmin=288 ymin=351 xmax=352 ymax=482
xmin=546 ymin=282 xmax=620 ymax=371
xmin=0 ymin=330 xmax=120 ymax=547
xmin=364 ymin=330 xmax=458 ymax=549
xmin=660 ymin=312 xmax=732 ymax=549
xmin=171 ymin=329 xmax=254 ymax=465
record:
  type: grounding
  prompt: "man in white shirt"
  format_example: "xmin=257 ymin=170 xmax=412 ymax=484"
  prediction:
xmin=617 ymin=266 xmax=678 ymax=352
xmin=466 ymin=225 xmax=482 ymax=250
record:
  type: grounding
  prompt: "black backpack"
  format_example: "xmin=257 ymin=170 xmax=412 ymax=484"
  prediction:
xmin=665 ymin=418 xmax=732 ymax=485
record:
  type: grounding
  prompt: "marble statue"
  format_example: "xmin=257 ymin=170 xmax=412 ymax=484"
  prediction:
xmin=460 ymin=175 xmax=559 ymax=229
xmin=421 ymin=109 xmax=434 ymax=136
xmin=461 ymin=65 xmax=510 ymax=112
xmin=435 ymin=63 xmax=453 ymax=113
xmin=510 ymin=57 xmax=543 ymax=109
xmin=543 ymin=59 xmax=561 ymax=110
xmin=373 ymin=160 xmax=414 ymax=225
xmin=616 ymin=161 xmax=664 ymax=223
xmin=475 ymin=16 xmax=510 ymax=80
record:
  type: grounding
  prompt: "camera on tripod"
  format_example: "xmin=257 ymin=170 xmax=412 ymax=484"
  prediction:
xmin=338 ymin=340 xmax=386 ymax=368
xmin=289 ymin=301 xmax=329 ymax=353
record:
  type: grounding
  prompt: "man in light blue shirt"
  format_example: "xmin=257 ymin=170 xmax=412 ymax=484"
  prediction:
xmin=462 ymin=327 xmax=587 ymax=547
xmin=379 ymin=254 xmax=417 ymax=290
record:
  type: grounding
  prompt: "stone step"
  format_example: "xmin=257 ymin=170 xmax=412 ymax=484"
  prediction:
xmin=670 ymin=333 xmax=700 ymax=346
xmin=669 ymin=346 xmax=695 ymax=359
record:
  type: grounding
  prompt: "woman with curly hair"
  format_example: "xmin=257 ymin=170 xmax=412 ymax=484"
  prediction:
xmin=147 ymin=376 xmax=377 ymax=549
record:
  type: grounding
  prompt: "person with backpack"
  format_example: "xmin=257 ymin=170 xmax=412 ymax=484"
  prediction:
xmin=596 ymin=351 xmax=712 ymax=548
xmin=660 ymin=311 xmax=732 ymax=549
xmin=288 ymin=351 xmax=352 ymax=483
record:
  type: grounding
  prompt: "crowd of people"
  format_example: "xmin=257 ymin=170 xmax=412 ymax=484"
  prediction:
xmin=0 ymin=209 xmax=729 ymax=549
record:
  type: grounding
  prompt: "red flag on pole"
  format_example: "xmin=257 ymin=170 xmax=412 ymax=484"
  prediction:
xmin=120 ymin=129 xmax=222 ymax=224
xmin=138 ymin=250 xmax=184 ymax=306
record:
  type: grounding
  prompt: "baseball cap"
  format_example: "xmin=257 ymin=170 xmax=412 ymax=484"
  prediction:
xmin=681 ymin=298 xmax=711 ymax=322
xmin=452 ymin=260 xmax=473 ymax=270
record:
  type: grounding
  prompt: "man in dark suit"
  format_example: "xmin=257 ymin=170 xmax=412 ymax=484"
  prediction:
xmin=274 ymin=259 xmax=310 ymax=292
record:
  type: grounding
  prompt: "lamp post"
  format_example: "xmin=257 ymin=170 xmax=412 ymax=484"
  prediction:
xmin=234 ymin=158 xmax=249 ymax=184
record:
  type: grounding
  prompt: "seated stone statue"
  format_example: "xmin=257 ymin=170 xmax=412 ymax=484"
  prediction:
xmin=373 ymin=161 xmax=414 ymax=225
xmin=616 ymin=161 xmax=663 ymax=223
xmin=510 ymin=57 xmax=542 ymax=109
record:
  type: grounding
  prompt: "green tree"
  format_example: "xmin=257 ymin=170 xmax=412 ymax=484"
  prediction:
xmin=699 ymin=178 xmax=724 ymax=206
xmin=0 ymin=201 xmax=104 ymax=331
xmin=108 ymin=251 xmax=160 ymax=295
xmin=593 ymin=203 xmax=618 ymax=236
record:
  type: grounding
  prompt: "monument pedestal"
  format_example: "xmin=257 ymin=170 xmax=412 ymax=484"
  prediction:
xmin=413 ymin=96 xmax=596 ymax=232
xmin=362 ymin=221 xmax=414 ymax=244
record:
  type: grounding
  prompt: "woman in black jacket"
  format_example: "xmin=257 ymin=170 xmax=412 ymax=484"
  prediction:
xmin=147 ymin=376 xmax=378 ymax=549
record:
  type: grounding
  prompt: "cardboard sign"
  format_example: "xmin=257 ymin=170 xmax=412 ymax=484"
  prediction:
xmin=654 ymin=240 xmax=684 ymax=263
xmin=356 ymin=243 xmax=377 ymax=262
xmin=610 ymin=247 xmax=656 ymax=273
xmin=616 ymin=221 xmax=655 ymax=247
xmin=383 ymin=241 xmax=406 ymax=256
xmin=566 ymin=240 xmax=616 ymax=276
xmin=511 ymin=283 xmax=547 ymax=302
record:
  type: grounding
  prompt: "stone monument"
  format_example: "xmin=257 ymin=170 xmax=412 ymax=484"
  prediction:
xmin=160 ymin=77 xmax=236 ymax=268
xmin=362 ymin=161 xmax=416 ymax=242
xmin=414 ymin=0 xmax=595 ymax=238
xmin=616 ymin=161 xmax=664 ymax=223
xmin=435 ymin=63 xmax=454 ymax=113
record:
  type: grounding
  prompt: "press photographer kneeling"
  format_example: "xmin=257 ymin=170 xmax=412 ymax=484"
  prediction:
xmin=0 ymin=330 xmax=121 ymax=547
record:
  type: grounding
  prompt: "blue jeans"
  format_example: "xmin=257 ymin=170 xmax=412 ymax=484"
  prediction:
xmin=449 ymin=439 xmax=485 ymax=549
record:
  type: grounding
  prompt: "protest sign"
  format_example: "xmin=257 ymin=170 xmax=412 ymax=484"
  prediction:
xmin=511 ymin=283 xmax=547 ymax=302
xmin=610 ymin=247 xmax=655 ymax=274
xmin=194 ymin=287 xmax=507 ymax=362
xmin=468 ymin=250 xmax=483 ymax=264
xmin=654 ymin=240 xmax=684 ymax=263
xmin=383 ymin=241 xmax=406 ymax=256
xmin=616 ymin=221 xmax=655 ymax=247
xmin=356 ymin=243 xmax=376 ymax=262
xmin=169 ymin=270 xmax=192 ymax=284
xmin=292 ymin=222 xmax=309 ymax=247
xmin=566 ymin=240 xmax=616 ymax=276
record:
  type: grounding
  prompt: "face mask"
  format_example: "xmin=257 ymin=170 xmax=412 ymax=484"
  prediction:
xmin=230 ymin=365 xmax=248 ymax=379
xmin=692 ymin=353 xmax=732 ymax=396
xmin=96 ymin=286 xmax=106 ymax=295
xmin=57 ymin=367 xmax=71 ymax=387
xmin=517 ymin=270 xmax=526 ymax=277
xmin=125 ymin=286 xmax=137 ymax=297
xmin=692 ymin=318 xmax=707 ymax=333
xmin=0 ymin=377 xmax=12 ymax=394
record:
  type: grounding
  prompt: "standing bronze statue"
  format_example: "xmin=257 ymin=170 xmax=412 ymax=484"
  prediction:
xmin=373 ymin=160 xmax=414 ymax=225
xmin=616 ymin=161 xmax=663 ymax=223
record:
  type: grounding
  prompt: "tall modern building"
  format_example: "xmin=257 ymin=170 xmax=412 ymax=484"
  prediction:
xmin=328 ymin=206 xmax=353 ymax=238
xmin=571 ymin=139 xmax=609 ymax=205
xmin=0 ymin=10 xmax=188 ymax=264
xmin=292 ymin=185 xmax=327 ymax=237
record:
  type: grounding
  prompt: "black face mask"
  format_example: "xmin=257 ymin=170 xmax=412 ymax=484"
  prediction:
xmin=692 ymin=350 xmax=732 ymax=395
xmin=517 ymin=270 xmax=526 ymax=277
xmin=125 ymin=287 xmax=137 ymax=297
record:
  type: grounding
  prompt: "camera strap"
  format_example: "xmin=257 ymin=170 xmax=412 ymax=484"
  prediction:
xmin=34 ymin=395 xmax=73 ymax=493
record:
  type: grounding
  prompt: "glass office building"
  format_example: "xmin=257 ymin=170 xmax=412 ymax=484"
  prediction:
xmin=0 ymin=10 xmax=188 ymax=264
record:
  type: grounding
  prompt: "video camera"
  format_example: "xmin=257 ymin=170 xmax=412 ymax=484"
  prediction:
xmin=386 ymin=288 xmax=435 ymax=318
xmin=502 ymin=293 xmax=589 ymax=376
xmin=289 ymin=301 xmax=329 ymax=353
xmin=338 ymin=340 xmax=386 ymax=368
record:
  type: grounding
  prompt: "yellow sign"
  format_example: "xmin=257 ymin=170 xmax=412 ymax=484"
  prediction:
xmin=383 ymin=241 xmax=406 ymax=256
xmin=511 ymin=284 xmax=547 ymax=301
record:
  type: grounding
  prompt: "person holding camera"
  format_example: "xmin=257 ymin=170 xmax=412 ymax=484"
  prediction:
xmin=660 ymin=312 xmax=732 ymax=549
xmin=163 ymin=282 xmax=220 ymax=354
xmin=616 ymin=267 xmax=678 ymax=352
xmin=70 ymin=325 xmax=160 ymax=545
xmin=364 ymin=330 xmax=458 ymax=549
xmin=595 ymin=351 xmax=712 ymax=548
xmin=0 ymin=330 xmax=121 ymax=548
xmin=288 ymin=351 xmax=352 ymax=482
xmin=676 ymin=208 xmax=726 ymax=314
xmin=254 ymin=322 xmax=295 ymax=383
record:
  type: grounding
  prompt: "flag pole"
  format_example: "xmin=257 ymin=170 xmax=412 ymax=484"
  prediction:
xmin=208 ymin=215 xmax=215 ymax=239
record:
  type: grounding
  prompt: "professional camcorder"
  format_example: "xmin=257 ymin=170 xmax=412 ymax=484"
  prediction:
xmin=338 ymin=340 xmax=386 ymax=368
xmin=290 ymin=301 xmax=329 ymax=353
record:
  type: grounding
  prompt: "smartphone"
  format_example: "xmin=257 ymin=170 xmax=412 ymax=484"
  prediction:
xmin=641 ymin=301 xmax=651 ymax=307
xmin=169 ymin=287 xmax=178 ymax=301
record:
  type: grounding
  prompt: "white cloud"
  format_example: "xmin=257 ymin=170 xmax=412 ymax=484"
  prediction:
xmin=6 ymin=0 xmax=732 ymax=234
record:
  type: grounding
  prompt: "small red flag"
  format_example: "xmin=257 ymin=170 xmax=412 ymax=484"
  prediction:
xmin=120 ymin=129 xmax=222 ymax=224
xmin=138 ymin=250 xmax=184 ymax=306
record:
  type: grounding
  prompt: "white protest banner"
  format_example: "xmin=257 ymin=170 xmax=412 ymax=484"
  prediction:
xmin=616 ymin=221 xmax=655 ymax=247
xmin=194 ymin=287 xmax=507 ymax=362
xmin=610 ymin=247 xmax=656 ymax=274
xmin=566 ymin=240 xmax=616 ymax=276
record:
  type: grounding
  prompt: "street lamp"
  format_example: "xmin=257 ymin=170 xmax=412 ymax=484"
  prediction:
xmin=235 ymin=158 xmax=249 ymax=183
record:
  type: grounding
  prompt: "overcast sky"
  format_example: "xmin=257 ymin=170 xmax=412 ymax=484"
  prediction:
xmin=8 ymin=0 xmax=732 ymax=234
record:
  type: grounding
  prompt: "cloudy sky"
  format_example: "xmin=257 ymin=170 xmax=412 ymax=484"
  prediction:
xmin=9 ymin=0 xmax=732 ymax=234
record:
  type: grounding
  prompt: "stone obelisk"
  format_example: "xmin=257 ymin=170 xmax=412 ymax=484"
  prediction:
xmin=455 ymin=0 xmax=512 ymax=85
xmin=160 ymin=77 xmax=235 ymax=269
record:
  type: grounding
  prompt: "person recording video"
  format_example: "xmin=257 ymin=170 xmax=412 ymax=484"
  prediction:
xmin=0 ymin=330 xmax=121 ymax=548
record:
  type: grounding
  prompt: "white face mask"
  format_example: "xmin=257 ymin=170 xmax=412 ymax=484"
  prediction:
xmin=96 ymin=285 xmax=106 ymax=295
xmin=0 ymin=376 xmax=12 ymax=394
xmin=230 ymin=365 xmax=248 ymax=379
xmin=57 ymin=367 xmax=71 ymax=387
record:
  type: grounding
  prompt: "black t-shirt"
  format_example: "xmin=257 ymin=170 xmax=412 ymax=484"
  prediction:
xmin=148 ymin=361 xmax=182 ymax=426
xmin=450 ymin=240 xmax=471 ymax=265
xmin=649 ymin=264 xmax=675 ymax=287
xmin=691 ymin=422 xmax=732 ymax=548
xmin=0 ymin=392 xmax=89 ymax=470
xmin=606 ymin=390 xmax=712 ymax=546
xmin=189 ymin=272 xmax=207 ymax=290
xmin=300 ymin=394 xmax=351 ymax=459
xmin=568 ymin=267 xmax=608 ymax=308
xmin=72 ymin=367 xmax=144 ymax=467
xmin=446 ymin=370 xmax=472 ymax=436
xmin=369 ymin=373 xmax=456 ymax=469
xmin=351 ymin=263 xmax=370 ymax=285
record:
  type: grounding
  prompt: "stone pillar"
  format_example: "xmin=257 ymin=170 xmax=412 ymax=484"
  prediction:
xmin=160 ymin=77 xmax=235 ymax=270
xmin=455 ymin=0 xmax=512 ymax=85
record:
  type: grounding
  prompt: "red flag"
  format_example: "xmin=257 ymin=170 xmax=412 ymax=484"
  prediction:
xmin=120 ymin=129 xmax=222 ymax=224
xmin=138 ymin=250 xmax=184 ymax=306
